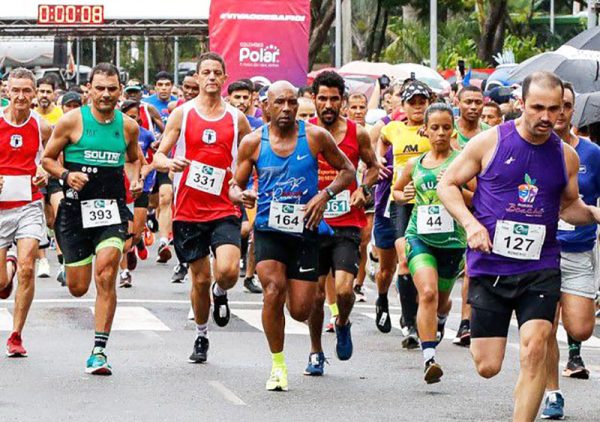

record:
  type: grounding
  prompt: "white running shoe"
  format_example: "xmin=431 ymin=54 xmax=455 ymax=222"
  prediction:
xmin=37 ymin=258 xmax=51 ymax=278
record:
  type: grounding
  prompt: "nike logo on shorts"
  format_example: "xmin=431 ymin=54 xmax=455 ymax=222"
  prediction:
xmin=299 ymin=267 xmax=314 ymax=273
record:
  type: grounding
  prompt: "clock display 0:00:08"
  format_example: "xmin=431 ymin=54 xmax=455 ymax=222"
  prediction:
xmin=38 ymin=5 xmax=104 ymax=24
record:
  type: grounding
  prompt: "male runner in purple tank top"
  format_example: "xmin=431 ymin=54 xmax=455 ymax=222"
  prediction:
xmin=438 ymin=71 xmax=600 ymax=421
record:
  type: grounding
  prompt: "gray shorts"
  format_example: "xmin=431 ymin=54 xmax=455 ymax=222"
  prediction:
xmin=0 ymin=200 xmax=45 ymax=249
xmin=560 ymin=250 xmax=598 ymax=299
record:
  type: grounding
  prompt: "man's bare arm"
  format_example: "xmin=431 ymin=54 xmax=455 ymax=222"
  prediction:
xmin=147 ymin=104 xmax=165 ymax=133
xmin=230 ymin=132 xmax=260 ymax=208
xmin=124 ymin=117 xmax=141 ymax=181
xmin=153 ymin=107 xmax=188 ymax=173
xmin=237 ymin=112 xmax=252 ymax=145
xmin=41 ymin=113 xmax=76 ymax=178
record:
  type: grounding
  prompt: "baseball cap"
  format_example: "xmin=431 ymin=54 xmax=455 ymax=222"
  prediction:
xmin=61 ymin=92 xmax=82 ymax=106
xmin=401 ymin=81 xmax=432 ymax=102
xmin=258 ymin=85 xmax=270 ymax=103
xmin=124 ymin=80 xmax=143 ymax=92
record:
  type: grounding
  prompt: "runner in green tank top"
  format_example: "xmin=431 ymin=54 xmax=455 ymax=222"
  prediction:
xmin=42 ymin=63 xmax=142 ymax=376
xmin=392 ymin=103 xmax=475 ymax=385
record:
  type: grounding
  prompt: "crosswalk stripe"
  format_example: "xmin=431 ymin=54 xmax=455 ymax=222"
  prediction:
xmin=509 ymin=320 xmax=600 ymax=349
xmin=90 ymin=306 xmax=170 ymax=331
xmin=0 ymin=308 xmax=13 ymax=331
xmin=231 ymin=309 xmax=309 ymax=335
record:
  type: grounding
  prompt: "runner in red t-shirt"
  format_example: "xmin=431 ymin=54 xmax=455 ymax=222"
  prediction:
xmin=153 ymin=52 xmax=251 ymax=364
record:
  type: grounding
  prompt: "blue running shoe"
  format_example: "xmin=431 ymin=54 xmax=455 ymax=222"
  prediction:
xmin=541 ymin=392 xmax=565 ymax=420
xmin=335 ymin=322 xmax=353 ymax=361
xmin=303 ymin=352 xmax=326 ymax=376
xmin=85 ymin=351 xmax=112 ymax=376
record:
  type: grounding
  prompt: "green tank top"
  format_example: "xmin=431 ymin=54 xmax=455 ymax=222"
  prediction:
xmin=405 ymin=150 xmax=466 ymax=249
xmin=64 ymin=105 xmax=126 ymax=167
xmin=454 ymin=120 xmax=490 ymax=149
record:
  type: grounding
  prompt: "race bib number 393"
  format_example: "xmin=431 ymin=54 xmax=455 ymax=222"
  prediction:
xmin=492 ymin=220 xmax=546 ymax=260
xmin=324 ymin=190 xmax=350 ymax=219
xmin=417 ymin=204 xmax=454 ymax=234
xmin=185 ymin=161 xmax=226 ymax=196
xmin=268 ymin=202 xmax=305 ymax=233
xmin=81 ymin=199 xmax=121 ymax=229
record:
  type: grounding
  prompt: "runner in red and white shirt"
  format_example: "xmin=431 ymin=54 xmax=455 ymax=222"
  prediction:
xmin=153 ymin=52 xmax=251 ymax=364
xmin=0 ymin=68 xmax=52 ymax=357
xmin=304 ymin=70 xmax=379 ymax=375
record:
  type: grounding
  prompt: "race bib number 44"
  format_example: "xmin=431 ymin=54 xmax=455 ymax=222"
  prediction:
xmin=417 ymin=205 xmax=454 ymax=234
xmin=185 ymin=161 xmax=226 ymax=196
xmin=492 ymin=220 xmax=546 ymax=260
xmin=81 ymin=199 xmax=121 ymax=229
xmin=324 ymin=190 xmax=350 ymax=219
xmin=268 ymin=202 xmax=305 ymax=233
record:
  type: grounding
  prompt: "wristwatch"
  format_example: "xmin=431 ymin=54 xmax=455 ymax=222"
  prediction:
xmin=60 ymin=170 xmax=70 ymax=184
xmin=325 ymin=187 xmax=336 ymax=199
xmin=361 ymin=184 xmax=372 ymax=197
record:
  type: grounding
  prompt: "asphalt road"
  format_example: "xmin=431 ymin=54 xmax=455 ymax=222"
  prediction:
xmin=1 ymin=246 xmax=599 ymax=422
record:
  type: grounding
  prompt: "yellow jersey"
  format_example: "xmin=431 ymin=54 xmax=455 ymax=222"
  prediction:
xmin=380 ymin=121 xmax=431 ymax=185
xmin=35 ymin=106 xmax=63 ymax=126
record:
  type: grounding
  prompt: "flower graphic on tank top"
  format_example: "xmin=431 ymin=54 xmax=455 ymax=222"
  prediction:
xmin=518 ymin=174 xmax=539 ymax=204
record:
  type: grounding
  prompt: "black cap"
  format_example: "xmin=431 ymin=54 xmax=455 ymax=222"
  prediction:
xmin=401 ymin=81 xmax=432 ymax=102
xmin=61 ymin=92 xmax=82 ymax=106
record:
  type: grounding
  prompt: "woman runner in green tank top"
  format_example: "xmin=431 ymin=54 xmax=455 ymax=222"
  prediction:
xmin=392 ymin=103 xmax=475 ymax=385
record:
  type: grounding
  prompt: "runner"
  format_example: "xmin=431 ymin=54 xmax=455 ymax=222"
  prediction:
xmin=227 ymin=80 xmax=263 ymax=130
xmin=0 ymin=67 xmax=52 ymax=357
xmin=142 ymin=71 xmax=177 ymax=125
xmin=297 ymin=97 xmax=316 ymax=121
xmin=168 ymin=72 xmax=200 ymax=112
xmin=541 ymin=82 xmax=600 ymax=420
xmin=152 ymin=52 xmax=251 ymax=364
xmin=438 ymin=71 xmax=600 ymax=420
xmin=42 ymin=62 xmax=142 ymax=375
xmin=393 ymin=103 xmax=473 ymax=383
xmin=123 ymin=80 xmax=164 ymax=134
xmin=378 ymin=80 xmax=432 ymax=347
xmin=304 ymin=71 xmax=378 ymax=375
xmin=231 ymin=80 xmax=354 ymax=391
xmin=481 ymin=101 xmax=503 ymax=127
xmin=451 ymin=85 xmax=489 ymax=347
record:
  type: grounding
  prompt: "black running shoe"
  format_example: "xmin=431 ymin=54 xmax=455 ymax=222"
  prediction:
xmin=244 ymin=276 xmax=262 ymax=294
xmin=375 ymin=297 xmax=392 ymax=333
xmin=171 ymin=264 xmax=188 ymax=283
xmin=562 ymin=355 xmax=590 ymax=379
xmin=424 ymin=358 xmax=443 ymax=384
xmin=212 ymin=282 xmax=230 ymax=327
xmin=147 ymin=213 xmax=159 ymax=233
xmin=436 ymin=318 xmax=446 ymax=344
xmin=188 ymin=336 xmax=209 ymax=363
xmin=402 ymin=325 xmax=420 ymax=349
xmin=453 ymin=320 xmax=471 ymax=347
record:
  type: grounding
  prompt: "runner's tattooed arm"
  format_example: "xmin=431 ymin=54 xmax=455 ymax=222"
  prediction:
xmin=152 ymin=107 xmax=189 ymax=173
xmin=560 ymin=144 xmax=600 ymax=225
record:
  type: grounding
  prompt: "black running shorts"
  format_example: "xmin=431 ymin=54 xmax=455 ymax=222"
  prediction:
xmin=318 ymin=226 xmax=361 ymax=277
xmin=173 ymin=216 xmax=241 ymax=263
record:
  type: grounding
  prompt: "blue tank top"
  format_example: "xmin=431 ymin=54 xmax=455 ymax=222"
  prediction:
xmin=254 ymin=120 xmax=321 ymax=236
xmin=467 ymin=120 xmax=567 ymax=277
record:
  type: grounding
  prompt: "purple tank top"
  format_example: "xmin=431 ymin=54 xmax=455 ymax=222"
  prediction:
xmin=375 ymin=147 xmax=394 ymax=217
xmin=467 ymin=120 xmax=567 ymax=277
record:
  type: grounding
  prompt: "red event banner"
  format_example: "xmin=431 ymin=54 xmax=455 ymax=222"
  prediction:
xmin=209 ymin=0 xmax=311 ymax=87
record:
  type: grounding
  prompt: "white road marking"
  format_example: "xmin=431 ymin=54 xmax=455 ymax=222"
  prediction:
xmin=232 ymin=309 xmax=309 ymax=335
xmin=90 ymin=306 xmax=170 ymax=331
xmin=0 ymin=308 xmax=13 ymax=331
xmin=207 ymin=381 xmax=246 ymax=406
xmin=510 ymin=320 xmax=600 ymax=349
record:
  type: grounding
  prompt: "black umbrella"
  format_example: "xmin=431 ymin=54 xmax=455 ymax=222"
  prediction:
xmin=572 ymin=92 xmax=600 ymax=129
xmin=566 ymin=26 xmax=600 ymax=51
xmin=508 ymin=49 xmax=600 ymax=94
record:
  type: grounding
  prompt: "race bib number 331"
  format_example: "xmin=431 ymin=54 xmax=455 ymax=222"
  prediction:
xmin=185 ymin=161 xmax=226 ymax=196
xmin=492 ymin=220 xmax=546 ymax=260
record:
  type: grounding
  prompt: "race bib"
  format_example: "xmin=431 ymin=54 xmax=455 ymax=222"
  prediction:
xmin=0 ymin=175 xmax=32 ymax=202
xmin=417 ymin=205 xmax=454 ymax=234
xmin=185 ymin=161 xmax=226 ymax=196
xmin=268 ymin=201 xmax=305 ymax=233
xmin=557 ymin=219 xmax=575 ymax=231
xmin=324 ymin=190 xmax=351 ymax=219
xmin=492 ymin=220 xmax=546 ymax=260
xmin=384 ymin=195 xmax=392 ymax=219
xmin=81 ymin=199 xmax=121 ymax=229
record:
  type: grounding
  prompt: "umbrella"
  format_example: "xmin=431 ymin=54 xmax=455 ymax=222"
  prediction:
xmin=565 ymin=26 xmax=600 ymax=51
xmin=508 ymin=46 xmax=600 ymax=93
xmin=572 ymin=92 xmax=600 ymax=129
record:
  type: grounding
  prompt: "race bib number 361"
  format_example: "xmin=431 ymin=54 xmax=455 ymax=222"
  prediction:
xmin=185 ymin=161 xmax=226 ymax=196
xmin=81 ymin=199 xmax=121 ymax=229
xmin=492 ymin=220 xmax=546 ymax=260
xmin=268 ymin=202 xmax=305 ymax=233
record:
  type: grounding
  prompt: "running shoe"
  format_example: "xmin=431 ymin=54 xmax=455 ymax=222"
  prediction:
xmin=6 ymin=332 xmax=27 ymax=357
xmin=156 ymin=241 xmax=172 ymax=263
xmin=353 ymin=284 xmax=366 ymax=302
xmin=56 ymin=265 xmax=66 ymax=287
xmin=126 ymin=249 xmax=137 ymax=271
xmin=171 ymin=263 xmax=188 ymax=283
xmin=335 ymin=322 xmax=353 ymax=360
xmin=0 ymin=253 xmax=17 ymax=299
xmin=119 ymin=270 xmax=132 ymax=288
xmin=266 ymin=365 xmax=288 ymax=391
xmin=325 ymin=316 xmax=335 ymax=333
xmin=85 ymin=351 xmax=112 ymax=375
xmin=402 ymin=325 xmax=420 ymax=349
xmin=136 ymin=241 xmax=148 ymax=261
xmin=212 ymin=282 xmax=230 ymax=327
xmin=424 ymin=358 xmax=443 ymax=384
xmin=453 ymin=320 xmax=471 ymax=347
xmin=37 ymin=257 xmax=50 ymax=278
xmin=303 ymin=352 xmax=326 ymax=376
xmin=147 ymin=213 xmax=159 ymax=233
xmin=243 ymin=276 xmax=262 ymax=294
xmin=188 ymin=336 xmax=209 ymax=363
xmin=436 ymin=318 xmax=446 ymax=344
xmin=367 ymin=248 xmax=379 ymax=281
xmin=541 ymin=391 xmax=565 ymax=420
xmin=143 ymin=227 xmax=155 ymax=246
xmin=375 ymin=297 xmax=392 ymax=333
xmin=562 ymin=355 xmax=589 ymax=379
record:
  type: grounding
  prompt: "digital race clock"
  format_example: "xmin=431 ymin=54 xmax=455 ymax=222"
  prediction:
xmin=37 ymin=5 xmax=104 ymax=25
